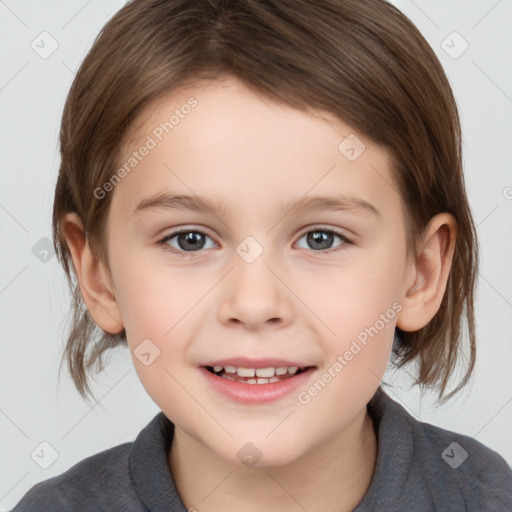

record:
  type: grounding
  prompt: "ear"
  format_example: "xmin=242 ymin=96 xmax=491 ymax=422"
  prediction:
xmin=396 ymin=213 xmax=457 ymax=332
xmin=61 ymin=212 xmax=124 ymax=334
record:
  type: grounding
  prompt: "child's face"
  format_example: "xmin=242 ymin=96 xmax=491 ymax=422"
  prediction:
xmin=103 ymin=76 xmax=412 ymax=465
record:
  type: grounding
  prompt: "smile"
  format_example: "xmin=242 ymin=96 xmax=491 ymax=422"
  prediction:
xmin=200 ymin=364 xmax=316 ymax=404
xmin=205 ymin=364 xmax=308 ymax=384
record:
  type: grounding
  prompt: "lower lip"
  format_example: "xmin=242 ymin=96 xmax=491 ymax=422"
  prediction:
xmin=199 ymin=367 xmax=316 ymax=404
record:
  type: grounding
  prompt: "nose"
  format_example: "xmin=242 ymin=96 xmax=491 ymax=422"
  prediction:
xmin=217 ymin=246 xmax=294 ymax=330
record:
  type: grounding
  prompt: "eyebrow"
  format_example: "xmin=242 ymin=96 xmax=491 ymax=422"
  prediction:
xmin=133 ymin=193 xmax=381 ymax=218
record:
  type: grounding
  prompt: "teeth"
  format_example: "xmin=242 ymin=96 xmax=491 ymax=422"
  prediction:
xmin=237 ymin=367 xmax=255 ymax=377
xmin=210 ymin=364 xmax=306 ymax=379
xmin=255 ymin=367 xmax=275 ymax=378
xmin=220 ymin=374 xmax=297 ymax=384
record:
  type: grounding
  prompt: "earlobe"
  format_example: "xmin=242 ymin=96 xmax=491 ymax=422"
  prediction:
xmin=61 ymin=212 xmax=124 ymax=334
xmin=396 ymin=213 xmax=457 ymax=332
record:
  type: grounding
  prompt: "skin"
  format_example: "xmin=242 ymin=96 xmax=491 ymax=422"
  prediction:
xmin=63 ymin=75 xmax=457 ymax=512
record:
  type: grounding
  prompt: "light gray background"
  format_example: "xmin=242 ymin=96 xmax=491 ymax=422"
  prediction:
xmin=1 ymin=0 xmax=511 ymax=509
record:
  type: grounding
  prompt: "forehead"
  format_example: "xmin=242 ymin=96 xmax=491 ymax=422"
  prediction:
xmin=111 ymin=77 xmax=399 ymax=221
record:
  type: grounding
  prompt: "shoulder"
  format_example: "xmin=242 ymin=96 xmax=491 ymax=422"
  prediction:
xmin=368 ymin=389 xmax=512 ymax=511
xmin=416 ymin=417 xmax=512 ymax=509
xmin=11 ymin=441 xmax=142 ymax=512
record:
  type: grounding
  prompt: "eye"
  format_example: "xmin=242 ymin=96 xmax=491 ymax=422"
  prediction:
xmin=157 ymin=226 xmax=352 ymax=257
xmin=158 ymin=229 xmax=216 ymax=256
xmin=295 ymin=227 xmax=351 ymax=253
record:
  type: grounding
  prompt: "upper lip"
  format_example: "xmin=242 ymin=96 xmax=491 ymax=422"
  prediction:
xmin=200 ymin=357 xmax=314 ymax=369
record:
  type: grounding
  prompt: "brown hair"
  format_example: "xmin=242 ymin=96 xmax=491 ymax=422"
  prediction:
xmin=53 ymin=0 xmax=479 ymax=404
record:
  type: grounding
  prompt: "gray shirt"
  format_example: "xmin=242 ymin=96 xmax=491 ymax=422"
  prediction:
xmin=11 ymin=388 xmax=512 ymax=511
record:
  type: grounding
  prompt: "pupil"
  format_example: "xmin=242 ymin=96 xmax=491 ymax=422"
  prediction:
xmin=308 ymin=231 xmax=332 ymax=250
xmin=179 ymin=232 xmax=205 ymax=251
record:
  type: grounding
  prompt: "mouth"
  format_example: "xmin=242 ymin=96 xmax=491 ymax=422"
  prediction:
xmin=199 ymin=358 xmax=317 ymax=403
xmin=204 ymin=364 xmax=312 ymax=384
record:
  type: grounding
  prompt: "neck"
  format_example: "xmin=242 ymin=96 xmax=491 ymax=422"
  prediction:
xmin=168 ymin=408 xmax=378 ymax=512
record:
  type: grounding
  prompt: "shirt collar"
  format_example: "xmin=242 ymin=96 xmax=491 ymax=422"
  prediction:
xmin=354 ymin=387 xmax=416 ymax=510
xmin=129 ymin=387 xmax=411 ymax=511
xmin=129 ymin=411 xmax=188 ymax=511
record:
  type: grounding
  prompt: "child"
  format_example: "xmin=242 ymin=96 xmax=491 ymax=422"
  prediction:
xmin=12 ymin=0 xmax=512 ymax=510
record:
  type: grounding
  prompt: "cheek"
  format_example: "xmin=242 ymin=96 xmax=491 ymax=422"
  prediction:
xmin=304 ymin=253 xmax=404 ymax=343
xmin=297 ymin=241 xmax=404 ymax=385
xmin=118 ymin=272 xmax=196 ymax=414
xmin=112 ymin=258 xmax=212 ymax=382
xmin=113 ymin=257 xmax=204 ymax=338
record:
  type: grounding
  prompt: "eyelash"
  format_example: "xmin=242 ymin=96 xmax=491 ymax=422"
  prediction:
xmin=157 ymin=227 xmax=353 ymax=258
